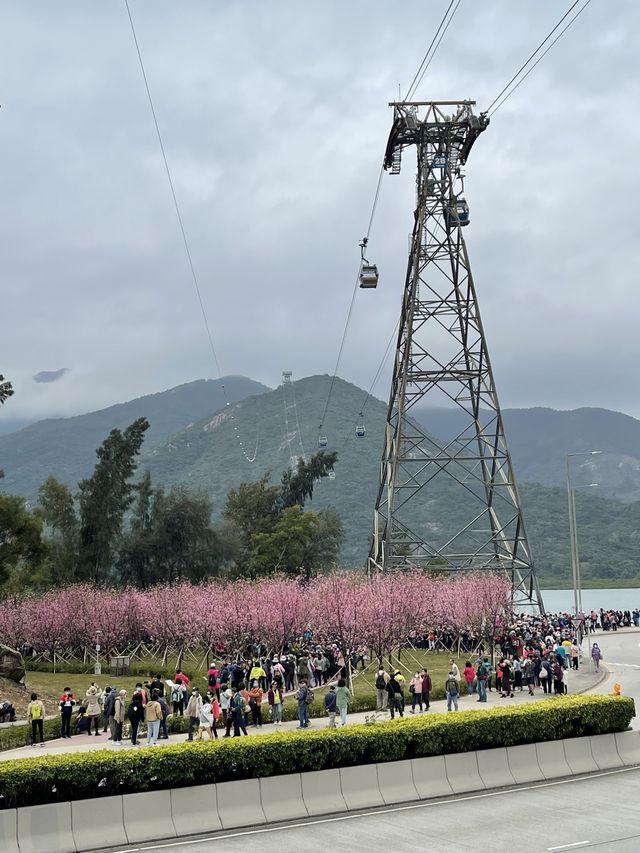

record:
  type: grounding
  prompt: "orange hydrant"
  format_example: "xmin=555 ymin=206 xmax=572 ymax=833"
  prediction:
xmin=613 ymin=682 xmax=622 ymax=696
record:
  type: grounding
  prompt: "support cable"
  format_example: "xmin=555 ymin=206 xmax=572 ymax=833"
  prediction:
xmin=405 ymin=0 xmax=463 ymax=101
xmin=484 ymin=0 xmax=592 ymax=116
xmin=316 ymin=164 xmax=384 ymax=440
xmin=124 ymin=0 xmax=257 ymax=462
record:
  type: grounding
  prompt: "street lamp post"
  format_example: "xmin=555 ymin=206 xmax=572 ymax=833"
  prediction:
xmin=566 ymin=451 xmax=602 ymax=657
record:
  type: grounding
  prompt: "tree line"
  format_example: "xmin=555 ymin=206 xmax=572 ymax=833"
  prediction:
xmin=0 ymin=417 xmax=343 ymax=594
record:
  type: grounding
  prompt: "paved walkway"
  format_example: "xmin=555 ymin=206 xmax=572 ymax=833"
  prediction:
xmin=0 ymin=660 xmax=606 ymax=762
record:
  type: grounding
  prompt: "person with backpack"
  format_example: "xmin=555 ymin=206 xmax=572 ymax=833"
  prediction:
xmin=186 ymin=687 xmax=203 ymax=741
xmin=231 ymin=687 xmax=248 ymax=737
xmin=113 ymin=689 xmax=127 ymax=746
xmin=296 ymin=677 xmax=313 ymax=728
xmin=375 ymin=668 xmax=388 ymax=711
xmin=27 ymin=693 xmax=45 ymax=747
xmin=420 ymin=668 xmax=432 ymax=710
xmin=539 ymin=657 xmax=552 ymax=693
xmin=206 ymin=663 xmax=220 ymax=698
xmin=127 ymin=689 xmax=145 ymax=745
xmin=171 ymin=678 xmax=186 ymax=715
xmin=59 ymin=688 xmax=75 ymax=739
xmin=445 ymin=671 xmax=459 ymax=711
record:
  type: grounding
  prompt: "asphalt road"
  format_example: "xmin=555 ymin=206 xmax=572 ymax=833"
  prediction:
xmin=103 ymin=766 xmax=640 ymax=853
xmin=587 ymin=629 xmax=640 ymax=729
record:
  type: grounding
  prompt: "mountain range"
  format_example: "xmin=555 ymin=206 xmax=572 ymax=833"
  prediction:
xmin=1 ymin=374 xmax=640 ymax=587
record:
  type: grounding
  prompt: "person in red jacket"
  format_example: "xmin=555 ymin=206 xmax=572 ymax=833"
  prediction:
xmin=420 ymin=668 xmax=432 ymax=710
xmin=175 ymin=668 xmax=190 ymax=688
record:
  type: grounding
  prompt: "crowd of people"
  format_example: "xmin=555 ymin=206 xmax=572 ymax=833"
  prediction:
xmin=4 ymin=603 xmax=636 ymax=749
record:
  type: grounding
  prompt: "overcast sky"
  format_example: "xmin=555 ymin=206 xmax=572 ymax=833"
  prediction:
xmin=2 ymin=0 xmax=639 ymax=424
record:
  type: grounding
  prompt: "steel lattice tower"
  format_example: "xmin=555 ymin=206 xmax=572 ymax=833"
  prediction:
xmin=369 ymin=100 xmax=543 ymax=610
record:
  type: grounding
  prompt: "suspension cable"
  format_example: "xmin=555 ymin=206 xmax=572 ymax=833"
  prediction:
xmin=405 ymin=0 xmax=463 ymax=101
xmin=484 ymin=0 xmax=591 ymax=116
xmin=488 ymin=0 xmax=593 ymax=117
xmin=123 ymin=0 xmax=257 ymax=462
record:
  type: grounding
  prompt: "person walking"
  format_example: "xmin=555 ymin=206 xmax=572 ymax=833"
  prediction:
xmin=101 ymin=687 xmax=113 ymax=732
xmin=127 ymin=689 xmax=145 ymax=745
xmin=375 ymin=667 xmax=388 ymax=711
xmin=386 ymin=672 xmax=404 ymax=719
xmin=231 ymin=688 xmax=248 ymax=737
xmin=267 ymin=682 xmax=284 ymax=725
xmin=85 ymin=685 xmax=102 ymax=736
xmin=335 ymin=678 xmax=351 ymax=726
xmin=296 ymin=677 xmax=313 ymax=729
xmin=103 ymin=686 xmax=116 ymax=739
xmin=476 ymin=658 xmax=488 ymax=703
xmin=591 ymin=643 xmax=602 ymax=671
xmin=186 ymin=687 xmax=203 ymax=741
xmin=248 ymin=681 xmax=263 ymax=727
xmin=112 ymin=690 xmax=127 ymax=746
xmin=463 ymin=662 xmax=475 ymax=697
xmin=145 ymin=691 xmax=162 ymax=746
xmin=157 ymin=692 xmax=170 ymax=740
xmin=171 ymin=679 xmax=186 ymax=716
xmin=324 ymin=684 xmax=337 ymax=727
xmin=570 ymin=642 xmax=580 ymax=670
xmin=409 ymin=672 xmax=423 ymax=713
xmin=445 ymin=671 xmax=459 ymax=711
xmin=539 ymin=657 xmax=551 ymax=693
xmin=59 ymin=688 xmax=75 ymax=739
xmin=421 ymin=668 xmax=432 ymax=710
xmin=27 ymin=693 xmax=45 ymax=747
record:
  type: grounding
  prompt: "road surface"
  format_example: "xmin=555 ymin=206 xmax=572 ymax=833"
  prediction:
xmin=99 ymin=766 xmax=640 ymax=853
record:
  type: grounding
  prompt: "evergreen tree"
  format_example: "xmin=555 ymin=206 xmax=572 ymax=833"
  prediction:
xmin=78 ymin=417 xmax=149 ymax=582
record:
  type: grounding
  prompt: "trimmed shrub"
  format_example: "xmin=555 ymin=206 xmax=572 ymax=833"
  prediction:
xmin=0 ymin=717 xmax=61 ymax=751
xmin=0 ymin=695 xmax=632 ymax=810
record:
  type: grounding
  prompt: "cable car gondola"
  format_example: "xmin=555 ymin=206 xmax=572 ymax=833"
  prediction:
xmin=355 ymin=424 xmax=366 ymax=438
xmin=359 ymin=236 xmax=379 ymax=288
xmin=318 ymin=435 xmax=328 ymax=448
xmin=328 ymin=471 xmax=336 ymax=480
xmin=445 ymin=197 xmax=470 ymax=228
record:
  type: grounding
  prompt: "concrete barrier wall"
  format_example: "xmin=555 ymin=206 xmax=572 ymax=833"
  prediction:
xmin=5 ymin=732 xmax=638 ymax=852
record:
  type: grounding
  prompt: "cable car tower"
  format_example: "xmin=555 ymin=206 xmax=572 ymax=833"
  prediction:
xmin=369 ymin=100 xmax=542 ymax=609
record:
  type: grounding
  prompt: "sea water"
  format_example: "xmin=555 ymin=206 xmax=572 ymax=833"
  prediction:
xmin=537 ymin=588 xmax=640 ymax=614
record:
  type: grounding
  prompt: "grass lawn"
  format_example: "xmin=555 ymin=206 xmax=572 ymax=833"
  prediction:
xmin=313 ymin=648 xmax=472 ymax=706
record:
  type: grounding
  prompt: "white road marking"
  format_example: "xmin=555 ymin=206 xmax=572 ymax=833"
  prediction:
xmin=547 ymin=843 xmax=590 ymax=851
xmin=105 ymin=765 xmax=640 ymax=853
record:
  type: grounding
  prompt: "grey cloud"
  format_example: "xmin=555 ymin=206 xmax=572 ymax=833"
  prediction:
xmin=2 ymin=0 xmax=639 ymax=424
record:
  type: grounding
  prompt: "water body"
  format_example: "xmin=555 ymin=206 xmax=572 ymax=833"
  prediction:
xmin=538 ymin=588 xmax=640 ymax=613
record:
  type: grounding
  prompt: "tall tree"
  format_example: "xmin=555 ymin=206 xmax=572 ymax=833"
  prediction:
xmin=78 ymin=417 xmax=149 ymax=583
xmin=280 ymin=451 xmax=337 ymax=508
xmin=35 ymin=476 xmax=79 ymax=583
xmin=0 ymin=494 xmax=44 ymax=590
xmin=0 ymin=374 xmax=14 ymax=406
xmin=224 ymin=473 xmax=281 ymax=565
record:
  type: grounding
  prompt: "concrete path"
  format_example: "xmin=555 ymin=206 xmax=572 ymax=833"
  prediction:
xmin=0 ymin=656 xmax=606 ymax=762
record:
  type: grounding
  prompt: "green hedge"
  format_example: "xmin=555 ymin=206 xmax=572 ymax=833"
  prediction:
xmin=0 ymin=695 xmax=632 ymax=810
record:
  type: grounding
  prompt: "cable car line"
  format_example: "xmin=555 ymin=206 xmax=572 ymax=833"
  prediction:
xmin=404 ymin=0 xmax=463 ymax=101
xmin=484 ymin=0 xmax=592 ymax=117
xmin=316 ymin=163 xmax=384 ymax=446
xmin=123 ymin=0 xmax=258 ymax=463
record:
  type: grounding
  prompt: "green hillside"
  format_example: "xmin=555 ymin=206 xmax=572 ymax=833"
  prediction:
xmin=144 ymin=375 xmax=640 ymax=585
xmin=0 ymin=376 xmax=269 ymax=499
xmin=1 ymin=373 xmax=639 ymax=586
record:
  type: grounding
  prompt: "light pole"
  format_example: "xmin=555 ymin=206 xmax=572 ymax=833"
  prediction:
xmin=566 ymin=451 xmax=601 ymax=653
